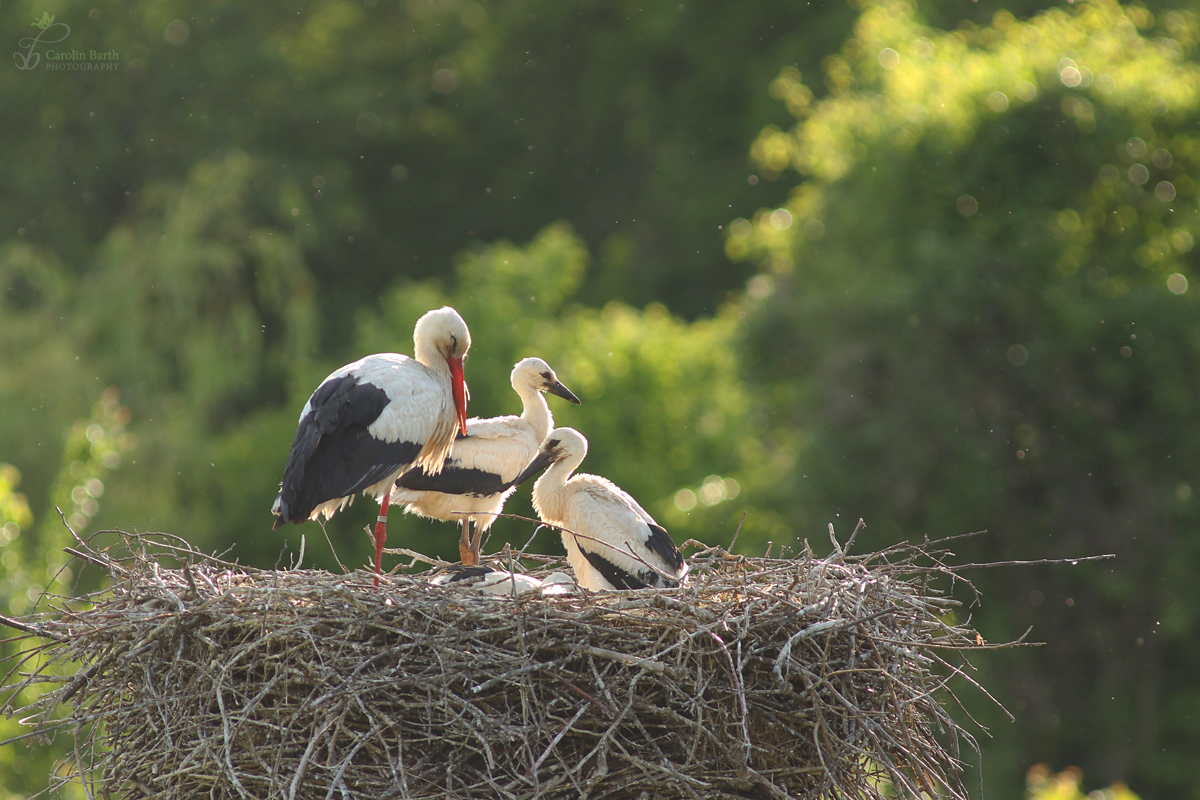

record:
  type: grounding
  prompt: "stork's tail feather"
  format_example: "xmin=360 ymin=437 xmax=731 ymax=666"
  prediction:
xmin=271 ymin=494 xmax=288 ymax=528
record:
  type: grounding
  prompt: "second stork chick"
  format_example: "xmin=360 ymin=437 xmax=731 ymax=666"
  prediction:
xmin=510 ymin=427 xmax=687 ymax=590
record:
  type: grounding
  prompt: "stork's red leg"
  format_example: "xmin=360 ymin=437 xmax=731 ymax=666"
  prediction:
xmin=459 ymin=519 xmax=475 ymax=566
xmin=374 ymin=494 xmax=390 ymax=587
xmin=469 ymin=523 xmax=484 ymax=566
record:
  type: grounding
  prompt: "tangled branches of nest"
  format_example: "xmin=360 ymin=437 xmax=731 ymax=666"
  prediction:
xmin=2 ymin=527 xmax=1011 ymax=800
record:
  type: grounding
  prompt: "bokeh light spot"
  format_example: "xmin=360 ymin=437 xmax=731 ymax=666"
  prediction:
xmin=1167 ymin=273 xmax=1189 ymax=294
xmin=747 ymin=274 xmax=774 ymax=301
xmin=431 ymin=68 xmax=458 ymax=94
xmin=699 ymin=476 xmax=727 ymax=507
xmin=164 ymin=20 xmax=189 ymax=45
xmin=674 ymin=489 xmax=697 ymax=512
xmin=724 ymin=478 xmax=740 ymax=500
xmin=356 ymin=112 xmax=381 ymax=137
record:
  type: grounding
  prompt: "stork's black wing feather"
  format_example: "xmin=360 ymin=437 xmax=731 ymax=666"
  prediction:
xmin=644 ymin=523 xmax=684 ymax=572
xmin=437 ymin=565 xmax=494 ymax=583
xmin=579 ymin=548 xmax=651 ymax=590
xmin=395 ymin=464 xmax=512 ymax=497
xmin=275 ymin=375 xmax=422 ymax=524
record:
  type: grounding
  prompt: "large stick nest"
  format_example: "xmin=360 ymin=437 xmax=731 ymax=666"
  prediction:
xmin=3 ymin=528 xmax=1007 ymax=800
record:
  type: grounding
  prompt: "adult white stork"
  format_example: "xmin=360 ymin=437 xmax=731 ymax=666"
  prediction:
xmin=271 ymin=306 xmax=471 ymax=585
xmin=509 ymin=427 xmax=688 ymax=591
xmin=391 ymin=357 xmax=579 ymax=566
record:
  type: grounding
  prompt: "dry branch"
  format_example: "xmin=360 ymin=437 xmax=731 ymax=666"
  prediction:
xmin=1 ymin=531 xmax=1015 ymax=800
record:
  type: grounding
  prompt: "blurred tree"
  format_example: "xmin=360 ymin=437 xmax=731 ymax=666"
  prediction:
xmin=0 ymin=462 xmax=50 ymax=799
xmin=0 ymin=398 xmax=128 ymax=800
xmin=735 ymin=0 xmax=1200 ymax=796
xmin=0 ymin=0 xmax=1098 ymax=348
xmin=0 ymin=150 xmax=318 ymax=544
xmin=34 ymin=387 xmax=133 ymax=590
xmin=0 ymin=0 xmax=861 ymax=335
xmin=1026 ymin=764 xmax=1142 ymax=800
xmin=0 ymin=464 xmax=34 ymax=616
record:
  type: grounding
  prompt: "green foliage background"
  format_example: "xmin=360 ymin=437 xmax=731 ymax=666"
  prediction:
xmin=2 ymin=0 xmax=1198 ymax=798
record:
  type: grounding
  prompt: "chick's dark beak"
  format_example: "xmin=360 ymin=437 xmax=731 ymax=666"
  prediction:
xmin=546 ymin=380 xmax=581 ymax=405
xmin=507 ymin=447 xmax=556 ymax=490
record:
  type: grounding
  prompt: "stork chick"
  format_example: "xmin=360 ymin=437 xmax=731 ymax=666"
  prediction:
xmin=393 ymin=357 xmax=579 ymax=565
xmin=510 ymin=427 xmax=687 ymax=590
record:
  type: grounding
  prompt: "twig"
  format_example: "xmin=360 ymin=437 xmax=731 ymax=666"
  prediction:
xmin=729 ymin=511 xmax=748 ymax=552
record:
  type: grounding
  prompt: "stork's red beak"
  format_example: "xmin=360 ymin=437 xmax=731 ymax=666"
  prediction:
xmin=448 ymin=356 xmax=468 ymax=435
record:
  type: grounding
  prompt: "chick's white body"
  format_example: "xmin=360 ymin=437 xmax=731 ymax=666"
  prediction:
xmin=390 ymin=414 xmax=541 ymax=530
xmin=390 ymin=357 xmax=579 ymax=544
xmin=526 ymin=428 xmax=687 ymax=591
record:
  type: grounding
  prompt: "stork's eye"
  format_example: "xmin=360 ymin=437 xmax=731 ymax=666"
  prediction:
xmin=541 ymin=372 xmax=554 ymax=381
xmin=546 ymin=439 xmax=560 ymax=449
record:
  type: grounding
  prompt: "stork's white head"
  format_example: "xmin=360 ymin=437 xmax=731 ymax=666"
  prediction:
xmin=541 ymin=427 xmax=588 ymax=462
xmin=508 ymin=426 xmax=588 ymax=488
xmin=511 ymin=358 xmax=581 ymax=405
xmin=414 ymin=307 xmax=471 ymax=434
xmin=414 ymin=307 xmax=471 ymax=362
